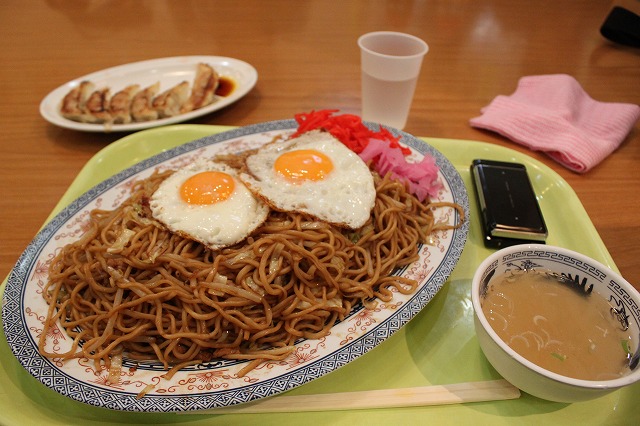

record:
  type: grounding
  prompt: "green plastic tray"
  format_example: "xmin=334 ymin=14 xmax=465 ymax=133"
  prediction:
xmin=1 ymin=125 xmax=636 ymax=425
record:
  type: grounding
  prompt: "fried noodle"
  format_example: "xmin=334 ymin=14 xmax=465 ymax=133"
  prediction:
xmin=39 ymin=169 xmax=464 ymax=379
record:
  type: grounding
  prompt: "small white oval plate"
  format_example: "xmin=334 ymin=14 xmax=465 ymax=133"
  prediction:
xmin=39 ymin=56 xmax=258 ymax=133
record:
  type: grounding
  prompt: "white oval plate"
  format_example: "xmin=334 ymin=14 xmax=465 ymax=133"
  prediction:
xmin=3 ymin=120 xmax=469 ymax=412
xmin=39 ymin=56 xmax=258 ymax=132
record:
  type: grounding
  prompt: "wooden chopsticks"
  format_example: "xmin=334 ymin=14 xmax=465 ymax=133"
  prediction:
xmin=188 ymin=379 xmax=520 ymax=414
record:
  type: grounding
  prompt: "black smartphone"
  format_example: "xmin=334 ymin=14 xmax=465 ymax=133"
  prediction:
xmin=470 ymin=159 xmax=548 ymax=248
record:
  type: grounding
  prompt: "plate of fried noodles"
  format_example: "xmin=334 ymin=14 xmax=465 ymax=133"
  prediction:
xmin=3 ymin=114 xmax=469 ymax=412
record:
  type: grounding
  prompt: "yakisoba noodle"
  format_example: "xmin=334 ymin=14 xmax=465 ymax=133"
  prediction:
xmin=39 ymin=166 xmax=464 ymax=383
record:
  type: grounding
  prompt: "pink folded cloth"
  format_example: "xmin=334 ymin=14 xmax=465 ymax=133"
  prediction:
xmin=469 ymin=74 xmax=640 ymax=173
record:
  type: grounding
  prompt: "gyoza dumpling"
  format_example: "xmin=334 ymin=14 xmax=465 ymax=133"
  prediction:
xmin=181 ymin=63 xmax=219 ymax=113
xmin=59 ymin=80 xmax=94 ymax=122
xmin=152 ymin=81 xmax=190 ymax=118
xmin=83 ymin=87 xmax=112 ymax=123
xmin=109 ymin=84 xmax=140 ymax=124
xmin=131 ymin=82 xmax=160 ymax=122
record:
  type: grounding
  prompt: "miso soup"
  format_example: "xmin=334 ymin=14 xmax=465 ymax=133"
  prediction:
xmin=481 ymin=270 xmax=633 ymax=381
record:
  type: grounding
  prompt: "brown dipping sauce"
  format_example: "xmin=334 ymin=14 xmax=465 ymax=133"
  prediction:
xmin=216 ymin=77 xmax=235 ymax=97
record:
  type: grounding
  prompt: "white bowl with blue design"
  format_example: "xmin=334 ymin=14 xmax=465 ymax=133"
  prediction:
xmin=472 ymin=244 xmax=640 ymax=402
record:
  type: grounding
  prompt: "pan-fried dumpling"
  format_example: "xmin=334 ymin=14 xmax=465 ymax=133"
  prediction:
xmin=152 ymin=81 xmax=190 ymax=118
xmin=109 ymin=84 xmax=140 ymax=124
xmin=59 ymin=81 xmax=94 ymax=122
xmin=182 ymin=63 xmax=219 ymax=113
xmin=131 ymin=82 xmax=160 ymax=122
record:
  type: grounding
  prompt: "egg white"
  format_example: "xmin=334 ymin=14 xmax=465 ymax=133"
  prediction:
xmin=150 ymin=160 xmax=269 ymax=249
xmin=240 ymin=130 xmax=376 ymax=229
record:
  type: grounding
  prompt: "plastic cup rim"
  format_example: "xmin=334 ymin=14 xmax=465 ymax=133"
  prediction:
xmin=358 ymin=31 xmax=428 ymax=59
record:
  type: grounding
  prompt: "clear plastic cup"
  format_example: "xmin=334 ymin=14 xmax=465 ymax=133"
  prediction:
xmin=358 ymin=31 xmax=429 ymax=129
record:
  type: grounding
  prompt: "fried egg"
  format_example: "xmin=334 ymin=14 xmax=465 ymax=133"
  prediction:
xmin=240 ymin=130 xmax=376 ymax=229
xmin=150 ymin=161 xmax=269 ymax=249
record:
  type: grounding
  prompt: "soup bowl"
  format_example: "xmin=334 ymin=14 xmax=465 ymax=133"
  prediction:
xmin=471 ymin=244 xmax=640 ymax=402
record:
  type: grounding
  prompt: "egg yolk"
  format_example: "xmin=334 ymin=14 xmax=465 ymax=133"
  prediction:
xmin=180 ymin=171 xmax=235 ymax=204
xmin=274 ymin=149 xmax=334 ymax=183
